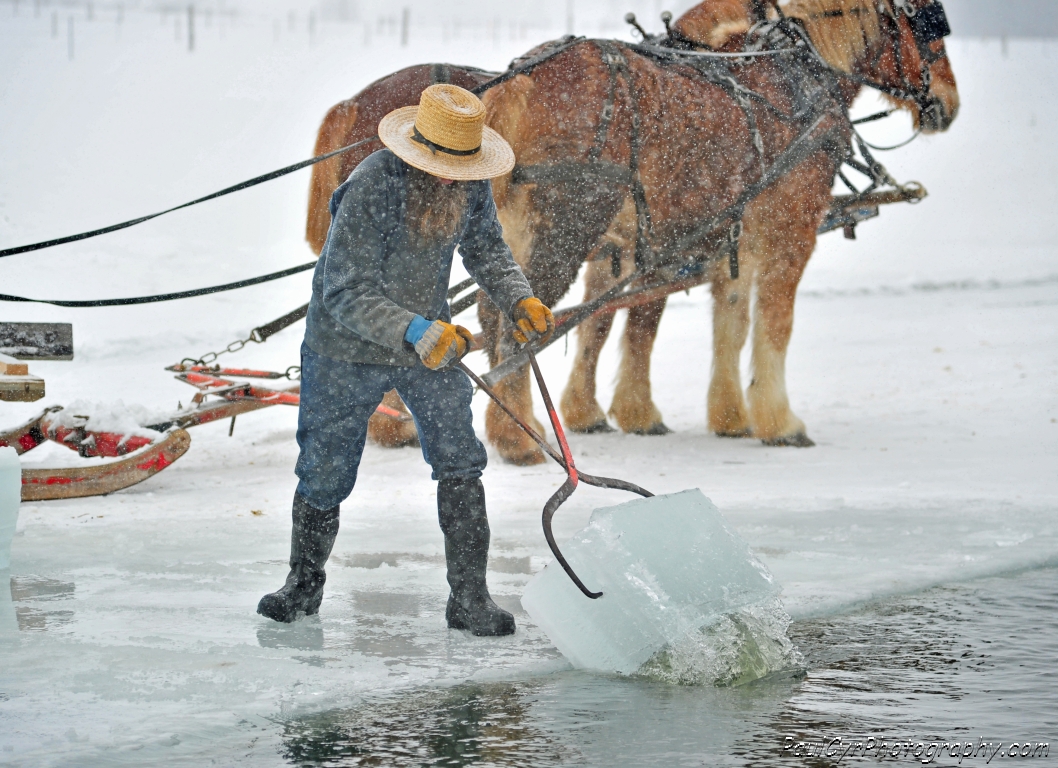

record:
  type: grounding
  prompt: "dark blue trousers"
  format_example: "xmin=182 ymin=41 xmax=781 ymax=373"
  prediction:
xmin=295 ymin=343 xmax=488 ymax=511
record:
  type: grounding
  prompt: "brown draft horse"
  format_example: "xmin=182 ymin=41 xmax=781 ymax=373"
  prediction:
xmin=482 ymin=0 xmax=959 ymax=463
xmin=306 ymin=0 xmax=960 ymax=464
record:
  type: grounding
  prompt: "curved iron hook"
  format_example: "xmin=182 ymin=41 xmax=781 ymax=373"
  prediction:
xmin=526 ymin=350 xmax=599 ymax=598
xmin=458 ymin=353 xmax=653 ymax=599
xmin=579 ymin=471 xmax=653 ymax=499
xmin=542 ymin=476 xmax=602 ymax=599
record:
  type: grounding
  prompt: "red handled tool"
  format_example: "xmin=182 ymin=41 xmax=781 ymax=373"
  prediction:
xmin=459 ymin=350 xmax=652 ymax=599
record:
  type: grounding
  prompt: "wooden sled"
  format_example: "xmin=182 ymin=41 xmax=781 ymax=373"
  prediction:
xmin=0 ymin=366 xmax=317 ymax=501
xmin=1 ymin=408 xmax=191 ymax=501
xmin=19 ymin=427 xmax=191 ymax=502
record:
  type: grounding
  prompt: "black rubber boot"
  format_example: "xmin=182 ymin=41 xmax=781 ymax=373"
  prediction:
xmin=257 ymin=494 xmax=340 ymax=623
xmin=438 ymin=478 xmax=516 ymax=637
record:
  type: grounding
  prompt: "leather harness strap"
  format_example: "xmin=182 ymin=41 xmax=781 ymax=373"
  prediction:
xmin=600 ymin=43 xmax=655 ymax=274
xmin=511 ymin=161 xmax=633 ymax=187
xmin=589 ymin=41 xmax=622 ymax=162
xmin=429 ymin=63 xmax=452 ymax=84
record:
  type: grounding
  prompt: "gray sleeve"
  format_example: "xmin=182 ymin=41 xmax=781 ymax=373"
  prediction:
xmin=319 ymin=171 xmax=416 ymax=352
xmin=458 ymin=182 xmax=534 ymax=317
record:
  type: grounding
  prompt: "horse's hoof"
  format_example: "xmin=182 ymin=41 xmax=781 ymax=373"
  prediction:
xmin=502 ymin=447 xmax=547 ymax=466
xmin=716 ymin=428 xmax=752 ymax=439
xmin=633 ymin=422 xmax=671 ymax=436
xmin=761 ymin=432 xmax=815 ymax=448
xmin=573 ymin=420 xmax=615 ymax=434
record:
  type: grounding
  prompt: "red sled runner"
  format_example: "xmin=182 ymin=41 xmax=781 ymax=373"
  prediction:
xmin=1 ymin=407 xmax=191 ymax=502
xmin=0 ymin=364 xmax=412 ymax=501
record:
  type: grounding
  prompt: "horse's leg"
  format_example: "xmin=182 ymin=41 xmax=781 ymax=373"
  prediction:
xmin=476 ymin=177 xmax=547 ymax=465
xmin=560 ymin=197 xmax=635 ymax=433
xmin=561 ymin=254 xmax=619 ymax=433
xmin=748 ymin=259 xmax=813 ymax=447
xmin=480 ymin=291 xmax=548 ymax=466
xmin=563 ymin=197 xmax=670 ymax=436
xmin=747 ymin=259 xmax=814 ymax=446
xmin=744 ymin=164 xmax=830 ymax=447
xmin=610 ymin=293 xmax=670 ymax=435
xmin=707 ymin=250 xmax=756 ymax=438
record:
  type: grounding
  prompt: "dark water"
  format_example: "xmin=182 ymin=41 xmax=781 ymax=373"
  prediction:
xmin=277 ymin=568 xmax=1057 ymax=767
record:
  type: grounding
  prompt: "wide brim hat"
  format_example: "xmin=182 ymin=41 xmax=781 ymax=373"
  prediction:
xmin=378 ymin=84 xmax=515 ymax=181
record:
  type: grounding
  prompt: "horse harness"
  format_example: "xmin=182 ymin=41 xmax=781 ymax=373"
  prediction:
xmin=503 ymin=0 xmax=950 ymax=283
xmin=509 ymin=38 xmax=849 ymax=282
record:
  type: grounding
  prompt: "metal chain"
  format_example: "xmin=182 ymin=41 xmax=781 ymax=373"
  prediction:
xmin=180 ymin=333 xmax=259 ymax=368
xmin=179 ymin=337 xmax=301 ymax=380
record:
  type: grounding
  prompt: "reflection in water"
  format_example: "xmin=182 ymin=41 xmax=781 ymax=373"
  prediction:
xmin=0 ymin=575 xmax=16 ymax=637
xmin=279 ymin=568 xmax=1057 ymax=767
xmin=8 ymin=576 xmax=76 ymax=633
xmin=257 ymin=617 xmax=326 ymax=651
xmin=281 ymin=683 xmax=569 ymax=766
xmin=10 ymin=576 xmax=76 ymax=602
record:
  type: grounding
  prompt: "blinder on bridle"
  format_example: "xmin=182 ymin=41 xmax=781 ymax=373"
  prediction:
xmin=908 ymin=2 xmax=951 ymax=44
xmin=892 ymin=0 xmax=951 ymax=67
xmin=890 ymin=1 xmax=952 ymax=126
xmin=900 ymin=1 xmax=952 ymax=70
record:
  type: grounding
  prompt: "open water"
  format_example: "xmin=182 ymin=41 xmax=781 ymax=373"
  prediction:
xmin=266 ymin=567 xmax=1057 ymax=766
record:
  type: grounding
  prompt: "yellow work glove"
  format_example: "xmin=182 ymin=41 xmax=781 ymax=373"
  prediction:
xmin=511 ymin=297 xmax=555 ymax=345
xmin=413 ymin=320 xmax=475 ymax=370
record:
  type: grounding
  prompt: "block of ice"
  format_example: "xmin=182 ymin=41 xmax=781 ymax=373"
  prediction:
xmin=0 ymin=446 xmax=20 ymax=571
xmin=521 ymin=489 xmax=798 ymax=685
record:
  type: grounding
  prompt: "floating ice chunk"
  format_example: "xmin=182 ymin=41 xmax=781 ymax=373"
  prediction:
xmin=521 ymin=489 xmax=800 ymax=685
xmin=0 ymin=446 xmax=19 ymax=571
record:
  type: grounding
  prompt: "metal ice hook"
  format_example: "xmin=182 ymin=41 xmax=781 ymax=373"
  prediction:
xmin=458 ymin=349 xmax=652 ymax=600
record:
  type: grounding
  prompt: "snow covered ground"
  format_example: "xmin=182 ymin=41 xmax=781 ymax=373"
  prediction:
xmin=0 ymin=5 xmax=1056 ymax=765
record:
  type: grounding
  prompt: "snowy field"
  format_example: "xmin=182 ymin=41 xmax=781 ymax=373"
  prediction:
xmin=1 ymin=3 xmax=1057 ymax=765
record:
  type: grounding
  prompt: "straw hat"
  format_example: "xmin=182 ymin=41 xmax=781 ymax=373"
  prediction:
xmin=378 ymin=84 xmax=515 ymax=181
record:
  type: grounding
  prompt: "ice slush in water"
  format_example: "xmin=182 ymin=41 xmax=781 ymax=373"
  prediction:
xmin=521 ymin=489 xmax=799 ymax=685
xmin=0 ymin=446 xmax=20 ymax=570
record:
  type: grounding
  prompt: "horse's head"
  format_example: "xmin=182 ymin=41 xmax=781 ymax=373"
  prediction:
xmin=784 ymin=0 xmax=960 ymax=133
xmin=889 ymin=0 xmax=959 ymax=131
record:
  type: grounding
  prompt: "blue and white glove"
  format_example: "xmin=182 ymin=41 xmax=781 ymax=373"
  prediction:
xmin=405 ymin=316 xmax=475 ymax=370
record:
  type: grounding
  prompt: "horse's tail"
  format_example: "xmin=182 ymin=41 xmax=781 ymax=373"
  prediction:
xmin=306 ymin=100 xmax=361 ymax=255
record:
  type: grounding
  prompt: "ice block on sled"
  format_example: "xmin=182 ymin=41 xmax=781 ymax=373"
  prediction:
xmin=522 ymin=489 xmax=792 ymax=683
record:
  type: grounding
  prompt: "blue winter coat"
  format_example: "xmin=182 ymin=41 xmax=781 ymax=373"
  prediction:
xmin=304 ymin=149 xmax=533 ymax=366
